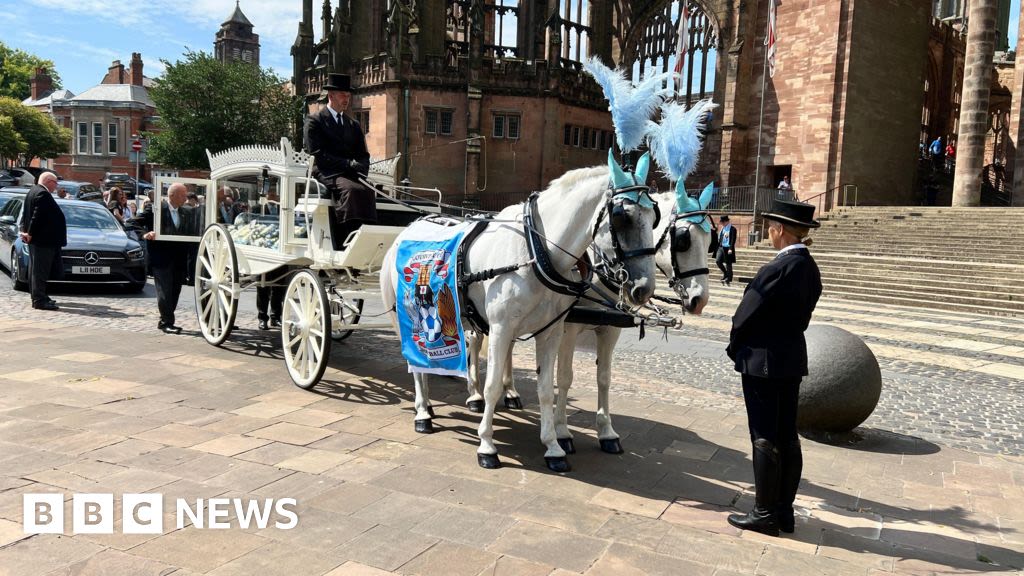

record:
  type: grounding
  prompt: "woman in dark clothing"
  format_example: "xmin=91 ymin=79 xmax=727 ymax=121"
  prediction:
xmin=107 ymin=187 xmax=124 ymax=224
xmin=726 ymin=199 xmax=823 ymax=537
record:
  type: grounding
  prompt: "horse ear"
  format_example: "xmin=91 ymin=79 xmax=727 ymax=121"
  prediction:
xmin=675 ymin=179 xmax=699 ymax=213
xmin=634 ymin=152 xmax=651 ymax=184
xmin=608 ymin=149 xmax=631 ymax=189
xmin=698 ymin=181 xmax=715 ymax=210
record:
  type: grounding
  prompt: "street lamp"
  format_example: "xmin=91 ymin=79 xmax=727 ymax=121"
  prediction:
xmin=131 ymin=134 xmax=143 ymax=195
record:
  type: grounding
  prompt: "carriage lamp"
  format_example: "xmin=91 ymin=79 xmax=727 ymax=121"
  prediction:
xmin=260 ymin=165 xmax=271 ymax=196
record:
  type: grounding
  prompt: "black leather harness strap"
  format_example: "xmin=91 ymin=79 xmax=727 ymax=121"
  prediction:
xmin=524 ymin=193 xmax=590 ymax=297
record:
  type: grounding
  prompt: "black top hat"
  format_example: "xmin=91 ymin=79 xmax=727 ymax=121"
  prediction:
xmin=323 ymin=73 xmax=352 ymax=92
xmin=719 ymin=215 xmax=730 ymax=222
xmin=764 ymin=199 xmax=820 ymax=228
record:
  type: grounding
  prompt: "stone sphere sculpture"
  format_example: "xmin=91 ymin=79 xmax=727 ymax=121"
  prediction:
xmin=798 ymin=324 xmax=882 ymax=433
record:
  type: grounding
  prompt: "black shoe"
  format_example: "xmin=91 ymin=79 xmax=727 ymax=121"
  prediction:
xmin=728 ymin=508 xmax=780 ymax=536
xmin=33 ymin=301 xmax=59 ymax=311
xmin=258 ymin=319 xmax=270 ymax=331
xmin=158 ymin=322 xmax=182 ymax=334
xmin=269 ymin=317 xmax=281 ymax=328
xmin=777 ymin=505 xmax=795 ymax=534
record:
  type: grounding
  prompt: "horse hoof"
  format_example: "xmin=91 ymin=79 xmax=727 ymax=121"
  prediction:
xmin=467 ymin=400 xmax=485 ymax=413
xmin=504 ymin=396 xmax=523 ymax=410
xmin=414 ymin=419 xmax=434 ymax=434
xmin=599 ymin=438 xmax=624 ymax=454
xmin=478 ymin=453 xmax=502 ymax=469
xmin=427 ymin=405 xmax=435 ymax=418
xmin=557 ymin=437 xmax=576 ymax=454
xmin=545 ymin=456 xmax=572 ymax=473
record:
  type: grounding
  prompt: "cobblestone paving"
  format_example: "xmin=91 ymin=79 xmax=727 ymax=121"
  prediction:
xmin=1 ymin=276 xmax=1022 ymax=457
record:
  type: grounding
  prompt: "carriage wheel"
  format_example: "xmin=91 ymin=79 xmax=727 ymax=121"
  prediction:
xmin=283 ymin=270 xmax=332 ymax=389
xmin=195 ymin=224 xmax=239 ymax=346
xmin=330 ymin=297 xmax=363 ymax=341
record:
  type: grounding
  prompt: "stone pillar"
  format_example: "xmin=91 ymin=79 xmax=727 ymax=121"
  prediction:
xmin=1011 ymin=0 xmax=1024 ymax=205
xmin=465 ymin=87 xmax=483 ymax=202
xmin=952 ymin=0 xmax=999 ymax=206
xmin=717 ymin=0 xmax=757 ymax=187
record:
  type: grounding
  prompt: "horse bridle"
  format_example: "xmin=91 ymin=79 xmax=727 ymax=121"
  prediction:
xmin=591 ymin=184 xmax=661 ymax=284
xmin=654 ymin=208 xmax=711 ymax=295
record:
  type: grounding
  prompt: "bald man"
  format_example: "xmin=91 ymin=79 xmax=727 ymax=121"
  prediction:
xmin=139 ymin=183 xmax=194 ymax=333
xmin=19 ymin=172 xmax=66 ymax=310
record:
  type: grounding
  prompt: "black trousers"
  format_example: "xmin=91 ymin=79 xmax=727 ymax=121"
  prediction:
xmin=256 ymin=285 xmax=285 ymax=321
xmin=152 ymin=262 xmax=185 ymax=326
xmin=28 ymin=244 xmax=62 ymax=307
xmin=741 ymin=374 xmax=801 ymax=446
xmin=715 ymin=247 xmax=733 ymax=282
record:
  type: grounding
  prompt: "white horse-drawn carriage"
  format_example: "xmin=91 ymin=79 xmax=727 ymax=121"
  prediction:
xmin=151 ymin=138 xmax=436 ymax=388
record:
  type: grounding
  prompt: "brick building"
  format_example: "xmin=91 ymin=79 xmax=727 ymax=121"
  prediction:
xmin=290 ymin=0 xmax=1024 ymax=210
xmin=215 ymin=1 xmax=261 ymax=66
xmin=23 ymin=53 xmax=157 ymax=185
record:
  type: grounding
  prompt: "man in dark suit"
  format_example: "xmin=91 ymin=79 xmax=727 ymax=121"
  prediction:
xmin=715 ymin=215 xmax=737 ymax=285
xmin=303 ymin=72 xmax=376 ymax=250
xmin=137 ymin=182 xmax=194 ymax=333
xmin=726 ymin=200 xmax=823 ymax=537
xmin=19 ymin=172 xmax=66 ymax=310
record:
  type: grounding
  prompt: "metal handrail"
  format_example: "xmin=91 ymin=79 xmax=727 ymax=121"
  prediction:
xmin=802 ymin=183 xmax=858 ymax=216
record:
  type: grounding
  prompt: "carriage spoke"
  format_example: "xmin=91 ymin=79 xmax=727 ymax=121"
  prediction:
xmin=310 ymin=336 xmax=323 ymax=365
xmin=286 ymin=333 xmax=303 ymax=347
xmin=309 ymin=328 xmax=324 ymax=339
xmin=288 ymin=298 xmax=302 ymax=319
xmin=199 ymin=254 xmax=213 ymax=274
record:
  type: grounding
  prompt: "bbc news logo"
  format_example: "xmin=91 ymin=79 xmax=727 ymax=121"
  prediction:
xmin=24 ymin=494 xmax=298 ymax=534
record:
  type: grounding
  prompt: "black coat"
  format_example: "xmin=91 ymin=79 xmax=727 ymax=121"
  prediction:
xmin=132 ymin=201 xmax=195 ymax=269
xmin=727 ymin=247 xmax=822 ymax=378
xmin=718 ymin=225 xmax=738 ymax=263
xmin=20 ymin=185 xmax=67 ymax=248
xmin=303 ymin=107 xmax=370 ymax=182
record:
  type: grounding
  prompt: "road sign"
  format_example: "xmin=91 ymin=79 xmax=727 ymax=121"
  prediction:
xmin=132 ymin=140 xmax=142 ymax=152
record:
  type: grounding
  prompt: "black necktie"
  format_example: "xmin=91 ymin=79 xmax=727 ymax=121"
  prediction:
xmin=335 ymin=113 xmax=343 ymax=128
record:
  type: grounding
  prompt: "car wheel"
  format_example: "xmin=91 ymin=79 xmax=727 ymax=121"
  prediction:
xmin=10 ymin=250 xmax=27 ymax=291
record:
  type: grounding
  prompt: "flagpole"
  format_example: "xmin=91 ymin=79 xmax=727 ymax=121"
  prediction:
xmin=752 ymin=1 xmax=771 ymax=240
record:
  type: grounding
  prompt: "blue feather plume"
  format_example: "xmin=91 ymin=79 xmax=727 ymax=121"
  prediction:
xmin=646 ymin=99 xmax=717 ymax=182
xmin=584 ymin=57 xmax=672 ymax=153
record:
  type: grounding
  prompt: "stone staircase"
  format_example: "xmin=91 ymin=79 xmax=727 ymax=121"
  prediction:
xmin=716 ymin=206 xmax=1024 ymax=316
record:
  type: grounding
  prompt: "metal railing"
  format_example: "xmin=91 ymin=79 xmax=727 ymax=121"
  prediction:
xmin=801 ymin=184 xmax=858 ymax=216
xmin=694 ymin=186 xmax=798 ymax=214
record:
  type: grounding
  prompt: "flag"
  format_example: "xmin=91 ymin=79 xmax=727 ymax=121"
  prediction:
xmin=674 ymin=3 xmax=689 ymax=95
xmin=766 ymin=0 xmax=778 ymax=78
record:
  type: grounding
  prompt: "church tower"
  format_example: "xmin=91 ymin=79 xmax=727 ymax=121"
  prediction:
xmin=215 ymin=0 xmax=261 ymax=66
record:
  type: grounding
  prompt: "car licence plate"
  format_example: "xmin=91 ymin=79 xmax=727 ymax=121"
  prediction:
xmin=72 ymin=266 xmax=110 ymax=274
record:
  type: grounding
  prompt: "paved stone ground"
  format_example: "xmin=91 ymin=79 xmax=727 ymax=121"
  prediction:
xmin=0 ymin=276 xmax=1022 ymax=575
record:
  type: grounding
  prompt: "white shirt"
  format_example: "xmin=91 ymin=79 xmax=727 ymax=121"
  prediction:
xmin=776 ymin=243 xmax=808 ymax=258
xmin=326 ymin=104 xmax=344 ymax=126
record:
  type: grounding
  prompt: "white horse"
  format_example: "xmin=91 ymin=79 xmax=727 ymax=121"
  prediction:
xmin=463 ymin=189 xmax=714 ymax=453
xmin=381 ymin=163 xmax=660 ymax=471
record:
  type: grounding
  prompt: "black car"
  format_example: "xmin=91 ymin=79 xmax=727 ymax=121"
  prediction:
xmin=0 ymin=196 xmax=147 ymax=292
xmin=56 ymin=181 xmax=104 ymax=204
xmin=103 ymin=173 xmax=137 ymax=197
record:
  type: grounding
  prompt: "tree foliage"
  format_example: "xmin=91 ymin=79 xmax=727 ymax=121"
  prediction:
xmin=0 ymin=97 xmax=70 ymax=161
xmin=147 ymin=51 xmax=302 ymax=169
xmin=0 ymin=42 xmax=62 ymax=101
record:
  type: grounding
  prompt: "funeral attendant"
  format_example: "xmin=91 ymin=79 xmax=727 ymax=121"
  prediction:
xmin=303 ymin=72 xmax=376 ymax=250
xmin=726 ymin=199 xmax=822 ymax=537
xmin=136 ymin=182 xmax=194 ymax=333
xmin=19 ymin=172 xmax=66 ymax=310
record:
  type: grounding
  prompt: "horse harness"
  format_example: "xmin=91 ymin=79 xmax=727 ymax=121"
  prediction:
xmin=651 ymin=208 xmax=712 ymax=305
xmin=456 ymin=185 xmax=658 ymax=337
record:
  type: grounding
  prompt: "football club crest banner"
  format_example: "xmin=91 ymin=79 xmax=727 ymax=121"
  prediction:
xmin=395 ymin=219 xmax=475 ymax=377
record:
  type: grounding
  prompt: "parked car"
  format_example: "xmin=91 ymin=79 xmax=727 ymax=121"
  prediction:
xmin=102 ymin=172 xmax=138 ymax=197
xmin=6 ymin=167 xmax=60 ymax=186
xmin=56 ymin=181 xmax=104 ymax=204
xmin=0 ymin=197 xmax=147 ymax=292
xmin=0 ymin=170 xmax=17 ymax=188
xmin=136 ymin=178 xmax=154 ymax=194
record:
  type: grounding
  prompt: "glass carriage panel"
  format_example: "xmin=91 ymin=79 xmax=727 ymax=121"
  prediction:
xmin=216 ymin=173 xmax=284 ymax=251
xmin=286 ymin=177 xmax=327 ymax=246
xmin=151 ymin=175 xmax=212 ymax=242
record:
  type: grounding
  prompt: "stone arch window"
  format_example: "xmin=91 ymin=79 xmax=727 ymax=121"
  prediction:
xmin=559 ymin=0 xmax=591 ymax=64
xmin=629 ymin=1 xmax=717 ymax=106
xmin=445 ymin=0 xmax=471 ymax=67
xmin=446 ymin=0 xmax=520 ymax=64
xmin=491 ymin=0 xmax=519 ymax=58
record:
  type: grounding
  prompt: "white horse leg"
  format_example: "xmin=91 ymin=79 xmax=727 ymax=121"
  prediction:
xmin=554 ymin=323 xmax=582 ymax=454
xmin=535 ymin=329 xmax=570 ymax=472
xmin=477 ymin=330 xmax=513 ymax=468
xmin=501 ymin=349 xmax=522 ymax=409
xmin=413 ymin=372 xmax=434 ymax=434
xmin=595 ymin=326 xmax=624 ymax=453
xmin=465 ymin=331 xmax=485 ymax=413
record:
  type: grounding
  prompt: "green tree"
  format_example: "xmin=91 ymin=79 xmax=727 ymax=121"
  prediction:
xmin=0 ymin=97 xmax=70 ymax=161
xmin=146 ymin=50 xmax=301 ymax=169
xmin=0 ymin=42 xmax=62 ymax=101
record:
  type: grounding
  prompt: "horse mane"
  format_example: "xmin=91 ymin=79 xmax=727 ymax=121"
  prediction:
xmin=544 ymin=165 xmax=609 ymax=193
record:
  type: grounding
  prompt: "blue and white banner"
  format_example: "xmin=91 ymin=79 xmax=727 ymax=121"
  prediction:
xmin=395 ymin=219 xmax=475 ymax=377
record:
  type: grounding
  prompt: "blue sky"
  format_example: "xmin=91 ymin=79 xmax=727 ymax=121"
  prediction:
xmin=4 ymin=0 xmax=1020 ymax=95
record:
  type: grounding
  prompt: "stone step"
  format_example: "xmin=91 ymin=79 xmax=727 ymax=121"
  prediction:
xmin=729 ymin=250 xmax=1024 ymax=273
xmin=727 ymin=264 xmax=1024 ymax=292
